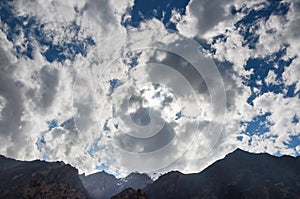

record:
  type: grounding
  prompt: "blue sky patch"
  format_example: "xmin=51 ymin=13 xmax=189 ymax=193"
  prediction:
xmin=129 ymin=52 xmax=142 ymax=68
xmin=0 ymin=1 xmax=95 ymax=62
xmin=244 ymin=47 xmax=294 ymax=105
xmin=103 ymin=120 xmax=111 ymax=132
xmin=47 ymin=118 xmax=75 ymax=131
xmin=0 ymin=1 xmax=36 ymax=59
xmin=39 ymin=136 xmax=46 ymax=144
xmin=40 ymin=22 xmax=95 ymax=62
xmin=237 ymin=136 xmax=243 ymax=141
xmin=110 ymin=79 xmax=122 ymax=92
xmin=122 ymin=0 xmax=190 ymax=30
xmin=284 ymin=135 xmax=300 ymax=153
xmin=36 ymin=135 xmax=46 ymax=156
xmin=234 ymin=0 xmax=290 ymax=49
xmin=240 ymin=112 xmax=273 ymax=136
xmin=88 ymin=134 xmax=103 ymax=157
xmin=48 ymin=119 xmax=58 ymax=131
xmin=60 ymin=118 xmax=75 ymax=128
xmin=41 ymin=154 xmax=48 ymax=161
xmin=175 ymin=111 xmax=182 ymax=120
xmin=292 ymin=115 xmax=299 ymax=124
xmin=96 ymin=163 xmax=109 ymax=171
xmin=114 ymin=122 xmax=119 ymax=129
xmin=212 ymin=33 xmax=227 ymax=45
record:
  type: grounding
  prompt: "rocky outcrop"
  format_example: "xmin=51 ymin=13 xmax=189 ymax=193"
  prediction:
xmin=0 ymin=156 xmax=90 ymax=198
xmin=80 ymin=171 xmax=152 ymax=199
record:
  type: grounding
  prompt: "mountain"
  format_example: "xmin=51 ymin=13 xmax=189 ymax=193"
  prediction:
xmin=1 ymin=149 xmax=299 ymax=199
xmin=142 ymin=149 xmax=300 ymax=199
xmin=80 ymin=171 xmax=152 ymax=199
xmin=111 ymin=188 xmax=148 ymax=199
xmin=0 ymin=154 xmax=152 ymax=199
xmin=0 ymin=155 xmax=23 ymax=170
xmin=0 ymin=155 xmax=90 ymax=198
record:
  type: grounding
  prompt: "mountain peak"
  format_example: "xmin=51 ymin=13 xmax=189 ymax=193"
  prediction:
xmin=125 ymin=172 xmax=151 ymax=179
xmin=0 ymin=155 xmax=90 ymax=198
xmin=143 ymin=149 xmax=300 ymax=199
xmin=80 ymin=170 xmax=152 ymax=199
xmin=232 ymin=147 xmax=245 ymax=152
xmin=230 ymin=148 xmax=251 ymax=155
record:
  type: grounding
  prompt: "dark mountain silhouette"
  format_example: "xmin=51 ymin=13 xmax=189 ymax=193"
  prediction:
xmin=80 ymin=171 xmax=152 ymax=199
xmin=142 ymin=149 xmax=300 ymax=199
xmin=1 ymin=149 xmax=299 ymax=199
xmin=111 ymin=187 xmax=148 ymax=199
xmin=0 ymin=155 xmax=23 ymax=170
xmin=0 ymin=155 xmax=90 ymax=198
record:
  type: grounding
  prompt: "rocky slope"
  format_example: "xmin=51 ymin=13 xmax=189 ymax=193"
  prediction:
xmin=0 ymin=155 xmax=90 ymax=198
xmin=111 ymin=188 xmax=148 ymax=199
xmin=80 ymin=171 xmax=152 ymax=199
xmin=1 ymin=149 xmax=299 ymax=199
xmin=143 ymin=149 xmax=300 ymax=199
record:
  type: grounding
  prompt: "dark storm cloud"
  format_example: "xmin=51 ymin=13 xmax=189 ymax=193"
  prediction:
xmin=114 ymin=122 xmax=176 ymax=153
xmin=160 ymin=95 xmax=173 ymax=107
xmin=147 ymin=46 xmax=243 ymax=112
xmin=130 ymin=107 xmax=151 ymax=126
xmin=213 ymin=59 xmax=245 ymax=110
xmin=129 ymin=94 xmax=143 ymax=106
xmin=148 ymin=49 xmax=209 ymax=97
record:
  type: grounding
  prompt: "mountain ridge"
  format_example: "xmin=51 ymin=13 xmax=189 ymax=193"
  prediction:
xmin=1 ymin=148 xmax=299 ymax=199
xmin=142 ymin=148 xmax=300 ymax=199
xmin=0 ymin=155 xmax=90 ymax=198
xmin=80 ymin=170 xmax=153 ymax=199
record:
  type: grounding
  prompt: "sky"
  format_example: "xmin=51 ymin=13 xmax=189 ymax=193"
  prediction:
xmin=0 ymin=0 xmax=299 ymax=177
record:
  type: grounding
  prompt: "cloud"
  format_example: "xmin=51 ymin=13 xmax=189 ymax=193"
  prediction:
xmin=0 ymin=49 xmax=26 ymax=155
xmin=0 ymin=0 xmax=299 ymax=178
xmin=175 ymin=0 xmax=265 ymax=38
xmin=161 ymin=0 xmax=300 ymax=175
xmin=0 ymin=0 xmax=135 ymax=175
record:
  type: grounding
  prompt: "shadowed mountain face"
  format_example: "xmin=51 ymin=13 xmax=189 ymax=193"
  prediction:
xmin=111 ymin=188 xmax=148 ymax=199
xmin=143 ymin=149 xmax=300 ymax=199
xmin=0 ymin=155 xmax=90 ymax=199
xmin=80 ymin=171 xmax=152 ymax=199
xmin=0 ymin=155 xmax=23 ymax=170
xmin=1 ymin=149 xmax=299 ymax=199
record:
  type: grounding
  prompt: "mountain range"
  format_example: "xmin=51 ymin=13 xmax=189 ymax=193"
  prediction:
xmin=0 ymin=155 xmax=90 ymax=198
xmin=79 ymin=171 xmax=152 ymax=198
xmin=143 ymin=149 xmax=300 ymax=199
xmin=0 ymin=149 xmax=299 ymax=199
